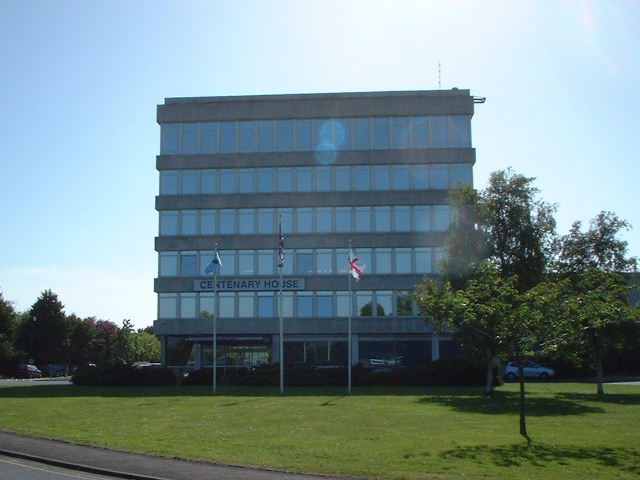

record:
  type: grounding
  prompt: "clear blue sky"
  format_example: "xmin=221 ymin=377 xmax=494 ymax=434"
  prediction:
xmin=1 ymin=0 xmax=638 ymax=329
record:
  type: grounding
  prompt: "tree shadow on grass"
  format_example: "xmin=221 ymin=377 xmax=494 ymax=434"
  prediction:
xmin=440 ymin=442 xmax=640 ymax=474
xmin=556 ymin=392 xmax=640 ymax=405
xmin=417 ymin=391 xmax=605 ymax=416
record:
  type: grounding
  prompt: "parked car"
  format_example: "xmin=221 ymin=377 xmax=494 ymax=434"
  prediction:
xmin=17 ymin=364 xmax=42 ymax=379
xmin=504 ymin=361 xmax=555 ymax=380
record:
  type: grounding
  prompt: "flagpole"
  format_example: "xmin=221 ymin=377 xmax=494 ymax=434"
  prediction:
xmin=213 ymin=244 xmax=219 ymax=395
xmin=348 ymin=240 xmax=352 ymax=394
xmin=278 ymin=216 xmax=284 ymax=394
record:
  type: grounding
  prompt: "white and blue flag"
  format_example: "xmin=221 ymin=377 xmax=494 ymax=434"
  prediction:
xmin=204 ymin=250 xmax=222 ymax=275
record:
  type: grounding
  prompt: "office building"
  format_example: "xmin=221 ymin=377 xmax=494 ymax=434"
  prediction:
xmin=154 ymin=89 xmax=476 ymax=370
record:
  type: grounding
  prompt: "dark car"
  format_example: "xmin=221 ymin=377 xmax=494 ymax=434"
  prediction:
xmin=17 ymin=364 xmax=42 ymax=378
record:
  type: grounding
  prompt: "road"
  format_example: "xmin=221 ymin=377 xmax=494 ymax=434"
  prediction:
xmin=0 ymin=455 xmax=127 ymax=480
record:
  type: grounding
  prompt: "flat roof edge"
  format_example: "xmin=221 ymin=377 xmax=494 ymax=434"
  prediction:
xmin=164 ymin=89 xmax=471 ymax=105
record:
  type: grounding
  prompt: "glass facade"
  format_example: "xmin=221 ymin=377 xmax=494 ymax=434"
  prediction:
xmin=156 ymin=91 xmax=473 ymax=369
xmin=160 ymin=115 xmax=471 ymax=155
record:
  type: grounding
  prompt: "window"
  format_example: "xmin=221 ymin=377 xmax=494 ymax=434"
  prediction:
xmin=182 ymin=211 xmax=197 ymax=235
xmin=296 ymin=252 xmax=313 ymax=275
xmin=239 ymin=251 xmax=255 ymax=275
xmin=357 ymin=291 xmax=374 ymax=317
xmin=376 ymin=291 xmax=393 ymax=317
xmin=220 ymin=209 xmax=236 ymax=234
xmin=258 ymin=168 xmax=274 ymax=193
xmin=296 ymin=208 xmax=312 ymax=233
xmin=161 ymin=124 xmax=179 ymax=154
xmin=395 ymin=248 xmax=412 ymax=273
xmin=392 ymin=165 xmax=410 ymax=190
xmin=258 ymin=121 xmax=274 ymax=152
xmin=410 ymin=117 xmax=428 ymax=148
xmin=201 ymin=171 xmax=217 ymax=194
xmin=295 ymin=120 xmax=312 ymax=150
xmin=258 ymin=294 xmax=275 ymax=318
xmin=238 ymin=169 xmax=255 ymax=193
xmin=316 ymin=207 xmax=332 ymax=233
xmin=182 ymin=170 xmax=198 ymax=194
xmin=396 ymin=292 xmax=413 ymax=316
xmin=375 ymin=249 xmax=392 ymax=274
xmin=220 ymin=122 xmax=237 ymax=153
xmin=180 ymin=253 xmax=197 ymax=277
xmin=354 ymin=166 xmax=370 ymax=191
xmin=317 ymin=294 xmax=333 ymax=318
xmin=373 ymin=118 xmax=389 ymax=149
xmin=258 ymin=250 xmax=274 ymax=275
xmin=160 ymin=211 xmax=178 ymax=236
xmin=238 ymin=121 xmax=255 ymax=152
xmin=277 ymin=168 xmax=293 ymax=192
xmin=335 ymin=166 xmax=351 ymax=191
xmin=159 ymin=252 xmax=178 ymax=277
xmin=258 ymin=209 xmax=274 ymax=234
xmin=220 ymin=170 xmax=236 ymax=194
xmin=180 ymin=294 xmax=196 ymax=318
xmin=277 ymin=120 xmax=293 ymax=151
xmin=413 ymin=165 xmax=429 ymax=189
xmin=336 ymin=291 xmax=351 ymax=316
xmin=434 ymin=206 xmax=451 ymax=231
xmin=353 ymin=118 xmax=370 ymax=150
xmin=315 ymin=166 xmax=332 ymax=191
xmin=394 ymin=206 xmax=411 ymax=232
xmin=219 ymin=293 xmax=235 ymax=317
xmin=373 ymin=165 xmax=390 ymax=190
xmin=414 ymin=206 xmax=431 ymax=232
xmin=390 ymin=117 xmax=409 ymax=148
xmin=238 ymin=292 xmax=254 ymax=317
xmin=430 ymin=117 xmax=448 ymax=147
xmin=201 ymin=210 xmax=216 ymax=235
xmin=316 ymin=250 xmax=333 ymax=274
xmin=239 ymin=209 xmax=255 ymax=234
xmin=199 ymin=293 xmax=214 ymax=318
xmin=201 ymin=123 xmax=218 ymax=153
xmin=415 ymin=247 xmax=432 ymax=273
xmin=374 ymin=206 xmax=391 ymax=232
xmin=355 ymin=207 xmax=371 ymax=232
xmin=335 ymin=207 xmax=352 ymax=233
xmin=182 ymin=123 xmax=199 ymax=153
xmin=450 ymin=116 xmax=471 ymax=147
xmin=432 ymin=164 xmax=449 ymax=189
xmin=160 ymin=171 xmax=179 ymax=195
xmin=296 ymin=167 xmax=312 ymax=192
xmin=451 ymin=164 xmax=471 ymax=187
xmin=159 ymin=294 xmax=177 ymax=318
xmin=296 ymin=293 xmax=313 ymax=317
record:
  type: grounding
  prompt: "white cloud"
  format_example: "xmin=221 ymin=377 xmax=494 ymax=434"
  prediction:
xmin=0 ymin=265 xmax=155 ymax=329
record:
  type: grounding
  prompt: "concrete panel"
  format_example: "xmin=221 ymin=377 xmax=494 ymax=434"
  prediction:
xmin=158 ymin=90 xmax=474 ymax=123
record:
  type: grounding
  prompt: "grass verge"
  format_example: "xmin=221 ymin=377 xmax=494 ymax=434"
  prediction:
xmin=0 ymin=382 xmax=638 ymax=479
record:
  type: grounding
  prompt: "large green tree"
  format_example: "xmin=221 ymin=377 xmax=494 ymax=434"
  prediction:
xmin=553 ymin=212 xmax=639 ymax=394
xmin=0 ymin=292 xmax=21 ymax=373
xmin=26 ymin=290 xmax=72 ymax=365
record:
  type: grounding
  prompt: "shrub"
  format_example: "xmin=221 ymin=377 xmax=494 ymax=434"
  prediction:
xmin=72 ymin=363 xmax=176 ymax=386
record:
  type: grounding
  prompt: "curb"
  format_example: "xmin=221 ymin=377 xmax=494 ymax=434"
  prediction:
xmin=0 ymin=447 xmax=169 ymax=480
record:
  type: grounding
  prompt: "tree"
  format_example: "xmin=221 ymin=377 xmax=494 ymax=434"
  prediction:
xmin=554 ymin=212 xmax=639 ymax=394
xmin=27 ymin=290 xmax=71 ymax=365
xmin=417 ymin=262 xmax=525 ymax=396
xmin=0 ymin=292 xmax=21 ymax=373
xmin=113 ymin=319 xmax=137 ymax=364
xmin=481 ymin=168 xmax=556 ymax=291
xmin=133 ymin=331 xmax=161 ymax=363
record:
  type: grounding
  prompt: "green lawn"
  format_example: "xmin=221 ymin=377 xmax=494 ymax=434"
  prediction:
xmin=0 ymin=382 xmax=639 ymax=479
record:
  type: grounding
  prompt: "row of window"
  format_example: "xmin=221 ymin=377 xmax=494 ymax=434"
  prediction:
xmin=159 ymin=247 xmax=446 ymax=277
xmin=158 ymin=290 xmax=419 ymax=319
xmin=159 ymin=205 xmax=452 ymax=236
xmin=159 ymin=163 xmax=472 ymax=195
xmin=160 ymin=115 xmax=471 ymax=154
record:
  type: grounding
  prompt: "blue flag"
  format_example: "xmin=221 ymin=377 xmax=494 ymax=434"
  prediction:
xmin=205 ymin=250 xmax=222 ymax=275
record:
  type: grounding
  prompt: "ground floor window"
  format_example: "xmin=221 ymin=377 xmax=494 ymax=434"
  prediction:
xmin=284 ymin=341 xmax=347 ymax=366
xmin=201 ymin=344 xmax=270 ymax=368
xmin=359 ymin=341 xmax=430 ymax=367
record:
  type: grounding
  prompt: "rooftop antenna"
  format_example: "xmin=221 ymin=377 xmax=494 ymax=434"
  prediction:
xmin=438 ymin=62 xmax=441 ymax=89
